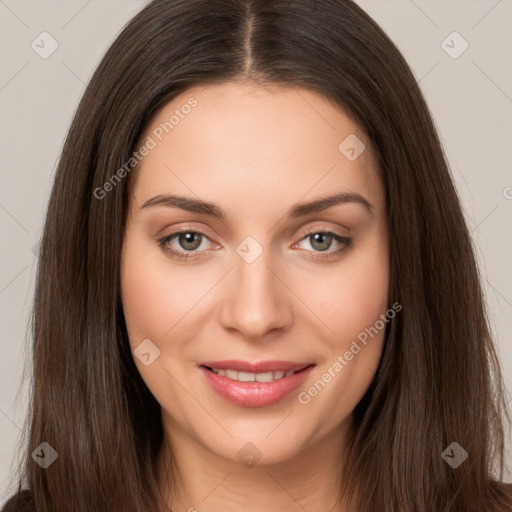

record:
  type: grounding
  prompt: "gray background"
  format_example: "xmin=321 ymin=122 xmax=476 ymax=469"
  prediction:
xmin=1 ymin=0 xmax=511 ymax=503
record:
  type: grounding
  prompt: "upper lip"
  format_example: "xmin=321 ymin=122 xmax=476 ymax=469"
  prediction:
xmin=199 ymin=360 xmax=314 ymax=373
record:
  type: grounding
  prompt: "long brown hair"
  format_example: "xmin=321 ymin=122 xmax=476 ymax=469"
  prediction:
xmin=4 ymin=1 xmax=511 ymax=511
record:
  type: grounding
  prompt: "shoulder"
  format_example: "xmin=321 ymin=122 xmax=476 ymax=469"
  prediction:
xmin=1 ymin=490 xmax=35 ymax=512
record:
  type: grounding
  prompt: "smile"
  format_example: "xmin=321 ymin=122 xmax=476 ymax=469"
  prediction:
xmin=198 ymin=361 xmax=316 ymax=407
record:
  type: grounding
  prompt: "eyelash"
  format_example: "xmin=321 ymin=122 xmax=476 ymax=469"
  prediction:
xmin=158 ymin=228 xmax=352 ymax=262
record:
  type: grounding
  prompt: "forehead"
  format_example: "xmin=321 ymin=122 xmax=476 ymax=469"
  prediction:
xmin=130 ymin=82 xmax=383 ymax=212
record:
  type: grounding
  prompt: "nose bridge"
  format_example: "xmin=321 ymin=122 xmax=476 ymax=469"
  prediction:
xmin=219 ymin=236 xmax=291 ymax=339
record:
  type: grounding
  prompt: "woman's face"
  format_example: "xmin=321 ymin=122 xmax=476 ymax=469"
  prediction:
xmin=121 ymin=81 xmax=389 ymax=466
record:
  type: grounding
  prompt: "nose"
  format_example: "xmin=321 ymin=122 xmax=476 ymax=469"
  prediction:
xmin=219 ymin=246 xmax=293 ymax=341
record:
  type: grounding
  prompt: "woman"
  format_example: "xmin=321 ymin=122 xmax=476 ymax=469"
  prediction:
xmin=3 ymin=0 xmax=511 ymax=511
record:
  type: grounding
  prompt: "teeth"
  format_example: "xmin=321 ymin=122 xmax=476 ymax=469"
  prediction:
xmin=256 ymin=371 xmax=277 ymax=382
xmin=225 ymin=369 xmax=238 ymax=380
xmin=210 ymin=368 xmax=297 ymax=382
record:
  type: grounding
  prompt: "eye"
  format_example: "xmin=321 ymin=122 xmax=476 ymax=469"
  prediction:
xmin=158 ymin=230 xmax=215 ymax=261
xmin=293 ymin=230 xmax=352 ymax=260
xmin=158 ymin=228 xmax=352 ymax=262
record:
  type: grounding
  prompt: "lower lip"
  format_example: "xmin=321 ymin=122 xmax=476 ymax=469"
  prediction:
xmin=199 ymin=365 xmax=315 ymax=407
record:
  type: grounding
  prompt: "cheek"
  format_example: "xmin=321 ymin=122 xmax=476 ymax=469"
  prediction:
xmin=307 ymin=242 xmax=389 ymax=343
xmin=302 ymin=233 xmax=389 ymax=403
xmin=121 ymin=238 xmax=207 ymax=344
xmin=342 ymin=259 xmax=388 ymax=336
xmin=120 ymin=242 xmax=195 ymax=411
xmin=297 ymin=256 xmax=389 ymax=422
xmin=121 ymin=259 xmax=174 ymax=344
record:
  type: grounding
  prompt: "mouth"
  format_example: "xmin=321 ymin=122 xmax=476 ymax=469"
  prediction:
xmin=201 ymin=364 xmax=313 ymax=383
xmin=198 ymin=360 xmax=316 ymax=407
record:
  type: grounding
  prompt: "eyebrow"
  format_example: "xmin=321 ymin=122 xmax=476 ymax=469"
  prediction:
xmin=140 ymin=192 xmax=373 ymax=218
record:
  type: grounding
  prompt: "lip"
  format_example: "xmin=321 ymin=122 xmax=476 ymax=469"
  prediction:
xmin=199 ymin=360 xmax=312 ymax=373
xmin=198 ymin=362 xmax=315 ymax=407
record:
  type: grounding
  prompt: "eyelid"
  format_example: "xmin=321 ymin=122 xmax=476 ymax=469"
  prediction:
xmin=293 ymin=223 xmax=350 ymax=242
xmin=160 ymin=223 xmax=218 ymax=243
xmin=160 ymin=223 xmax=348 ymax=246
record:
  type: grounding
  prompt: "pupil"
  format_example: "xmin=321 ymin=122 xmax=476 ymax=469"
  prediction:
xmin=312 ymin=233 xmax=332 ymax=251
xmin=180 ymin=232 xmax=201 ymax=250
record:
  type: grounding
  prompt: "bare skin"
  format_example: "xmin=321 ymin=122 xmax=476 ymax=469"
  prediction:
xmin=121 ymin=81 xmax=389 ymax=512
